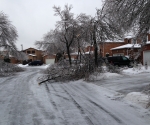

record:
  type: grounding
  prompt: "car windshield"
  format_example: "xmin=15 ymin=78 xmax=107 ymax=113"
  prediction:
xmin=122 ymin=56 xmax=128 ymax=60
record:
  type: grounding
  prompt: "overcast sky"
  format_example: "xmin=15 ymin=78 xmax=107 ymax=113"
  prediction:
xmin=0 ymin=0 xmax=102 ymax=50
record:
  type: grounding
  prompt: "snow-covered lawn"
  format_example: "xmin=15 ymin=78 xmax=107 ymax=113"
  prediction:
xmin=124 ymin=92 xmax=149 ymax=108
xmin=93 ymin=66 xmax=150 ymax=109
xmin=121 ymin=66 xmax=150 ymax=109
xmin=122 ymin=66 xmax=150 ymax=75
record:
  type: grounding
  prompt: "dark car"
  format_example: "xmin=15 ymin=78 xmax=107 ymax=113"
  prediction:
xmin=28 ymin=60 xmax=43 ymax=66
xmin=106 ymin=56 xmax=132 ymax=67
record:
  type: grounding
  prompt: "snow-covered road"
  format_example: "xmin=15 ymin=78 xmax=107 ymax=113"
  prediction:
xmin=0 ymin=67 xmax=150 ymax=125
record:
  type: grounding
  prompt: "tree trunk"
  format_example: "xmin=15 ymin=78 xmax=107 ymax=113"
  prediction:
xmin=93 ymin=23 xmax=98 ymax=67
xmin=66 ymin=43 xmax=72 ymax=65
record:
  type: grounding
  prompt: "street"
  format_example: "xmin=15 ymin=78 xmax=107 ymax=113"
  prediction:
xmin=0 ymin=67 xmax=150 ymax=125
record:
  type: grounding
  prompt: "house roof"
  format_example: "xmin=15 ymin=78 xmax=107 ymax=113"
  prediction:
xmin=84 ymin=51 xmax=94 ymax=54
xmin=105 ymin=39 xmax=124 ymax=42
xmin=146 ymin=41 xmax=150 ymax=45
xmin=111 ymin=44 xmax=141 ymax=50
xmin=124 ymin=35 xmax=133 ymax=39
xmin=23 ymin=47 xmax=42 ymax=51
xmin=70 ymin=52 xmax=78 ymax=55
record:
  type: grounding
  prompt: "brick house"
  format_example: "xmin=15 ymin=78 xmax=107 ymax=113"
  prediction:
xmin=98 ymin=38 xmax=133 ymax=57
xmin=23 ymin=47 xmax=43 ymax=62
xmin=110 ymin=34 xmax=150 ymax=65
xmin=0 ymin=51 xmax=20 ymax=64
xmin=99 ymin=42 xmax=125 ymax=57
xmin=42 ymin=34 xmax=150 ymax=65
xmin=42 ymin=52 xmax=79 ymax=64
xmin=111 ymin=44 xmax=141 ymax=57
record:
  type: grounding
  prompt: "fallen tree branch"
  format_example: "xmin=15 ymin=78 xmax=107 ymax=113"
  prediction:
xmin=38 ymin=75 xmax=60 ymax=85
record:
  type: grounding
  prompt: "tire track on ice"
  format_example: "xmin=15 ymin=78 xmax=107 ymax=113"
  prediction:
xmin=63 ymin=83 xmax=123 ymax=125
xmin=60 ymin=85 xmax=95 ymax=125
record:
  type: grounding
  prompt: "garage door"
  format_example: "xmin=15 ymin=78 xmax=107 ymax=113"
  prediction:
xmin=45 ymin=59 xmax=55 ymax=64
xmin=143 ymin=51 xmax=150 ymax=66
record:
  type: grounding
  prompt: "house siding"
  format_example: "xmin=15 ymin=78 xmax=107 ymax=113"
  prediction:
xmin=99 ymin=42 xmax=125 ymax=57
xmin=23 ymin=48 xmax=43 ymax=62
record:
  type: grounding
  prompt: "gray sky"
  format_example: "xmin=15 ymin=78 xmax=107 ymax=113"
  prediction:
xmin=0 ymin=0 xmax=102 ymax=50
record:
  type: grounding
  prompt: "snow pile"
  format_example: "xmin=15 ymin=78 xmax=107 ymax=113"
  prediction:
xmin=18 ymin=64 xmax=28 ymax=67
xmin=90 ymin=65 xmax=150 ymax=78
xmin=18 ymin=64 xmax=51 ymax=69
xmin=122 ymin=66 xmax=150 ymax=75
xmin=124 ymin=92 xmax=149 ymax=108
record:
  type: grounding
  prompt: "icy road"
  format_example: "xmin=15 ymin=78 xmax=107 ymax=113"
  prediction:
xmin=0 ymin=67 xmax=150 ymax=125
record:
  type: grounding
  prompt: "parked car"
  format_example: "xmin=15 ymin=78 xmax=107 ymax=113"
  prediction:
xmin=106 ymin=56 xmax=133 ymax=67
xmin=28 ymin=60 xmax=43 ymax=66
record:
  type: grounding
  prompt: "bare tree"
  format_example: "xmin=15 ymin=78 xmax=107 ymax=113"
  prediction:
xmin=86 ymin=8 xmax=123 ymax=67
xmin=103 ymin=0 xmax=150 ymax=41
xmin=0 ymin=12 xmax=18 ymax=56
xmin=36 ymin=5 xmax=92 ymax=65
xmin=35 ymin=30 xmax=65 ymax=55
xmin=53 ymin=4 xmax=90 ymax=65
xmin=37 ymin=4 xmax=125 ymax=84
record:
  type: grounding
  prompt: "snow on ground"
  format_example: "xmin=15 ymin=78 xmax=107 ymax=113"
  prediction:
xmin=124 ymin=92 xmax=149 ymax=108
xmin=90 ymin=72 xmax=122 ymax=81
xmin=18 ymin=64 xmax=51 ymax=69
xmin=91 ymin=66 xmax=150 ymax=81
xmin=18 ymin=64 xmax=28 ymax=67
xmin=122 ymin=66 xmax=150 ymax=75
xmin=89 ymin=65 xmax=150 ymax=109
xmin=1 ymin=65 xmax=150 ymax=124
xmin=18 ymin=64 xmax=150 ymax=110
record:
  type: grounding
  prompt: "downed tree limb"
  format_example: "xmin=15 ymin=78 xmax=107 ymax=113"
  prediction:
xmin=38 ymin=73 xmax=71 ymax=85
xmin=38 ymin=75 xmax=61 ymax=85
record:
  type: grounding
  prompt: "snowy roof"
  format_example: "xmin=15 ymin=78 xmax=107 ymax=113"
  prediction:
xmin=23 ymin=47 xmax=42 ymax=51
xmin=124 ymin=35 xmax=133 ymax=39
xmin=105 ymin=39 xmax=124 ymax=42
xmin=146 ymin=41 xmax=150 ymax=45
xmin=84 ymin=51 xmax=94 ymax=54
xmin=111 ymin=44 xmax=141 ymax=50
xmin=28 ymin=54 xmax=36 ymax=57
xmin=82 ymin=42 xmax=91 ymax=47
xmin=70 ymin=52 xmax=78 ymax=55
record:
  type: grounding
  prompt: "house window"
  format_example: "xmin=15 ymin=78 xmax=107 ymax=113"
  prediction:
xmin=32 ymin=51 xmax=35 ymax=54
xmin=113 ymin=53 xmax=124 ymax=56
xmin=27 ymin=51 xmax=30 ymax=54
xmin=128 ymin=40 xmax=130 ymax=43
